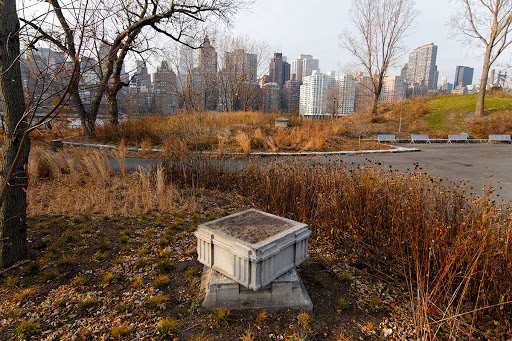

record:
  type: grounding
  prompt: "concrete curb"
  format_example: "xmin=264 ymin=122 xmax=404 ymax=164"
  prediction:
xmin=59 ymin=141 xmax=421 ymax=157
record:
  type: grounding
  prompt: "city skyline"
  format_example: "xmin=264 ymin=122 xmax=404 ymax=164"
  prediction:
xmin=230 ymin=0 xmax=512 ymax=85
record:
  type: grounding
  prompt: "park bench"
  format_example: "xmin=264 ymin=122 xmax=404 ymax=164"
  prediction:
xmin=411 ymin=134 xmax=430 ymax=143
xmin=488 ymin=134 xmax=511 ymax=143
xmin=377 ymin=134 xmax=396 ymax=143
xmin=448 ymin=134 xmax=469 ymax=143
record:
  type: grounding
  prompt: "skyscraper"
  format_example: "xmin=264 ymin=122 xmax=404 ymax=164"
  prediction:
xmin=333 ymin=75 xmax=356 ymax=116
xmin=378 ymin=76 xmax=406 ymax=104
xmin=291 ymin=54 xmax=319 ymax=83
xmin=406 ymin=43 xmax=438 ymax=90
xmin=453 ymin=66 xmax=474 ymax=87
xmin=269 ymin=53 xmax=290 ymax=88
xmin=299 ymin=70 xmax=334 ymax=117
xmin=224 ymin=49 xmax=258 ymax=83
xmin=190 ymin=36 xmax=218 ymax=111
xmin=132 ymin=60 xmax=152 ymax=88
xmin=282 ymin=75 xmax=300 ymax=114
xmin=354 ymin=72 xmax=374 ymax=112
xmin=153 ymin=60 xmax=177 ymax=115
xmin=261 ymin=82 xmax=280 ymax=113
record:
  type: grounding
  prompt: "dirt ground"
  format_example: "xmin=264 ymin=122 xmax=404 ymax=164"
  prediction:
xmin=0 ymin=190 xmax=413 ymax=340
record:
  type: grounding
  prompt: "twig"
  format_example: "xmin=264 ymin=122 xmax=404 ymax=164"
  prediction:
xmin=0 ymin=259 xmax=30 ymax=275
xmin=184 ymin=324 xmax=201 ymax=332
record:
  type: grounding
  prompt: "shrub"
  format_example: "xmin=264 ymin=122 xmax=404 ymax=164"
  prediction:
xmin=153 ymin=275 xmax=170 ymax=289
xmin=132 ymin=276 xmax=143 ymax=289
xmin=297 ymin=312 xmax=310 ymax=329
xmin=3 ymin=276 xmax=20 ymax=288
xmin=102 ymin=272 xmax=118 ymax=284
xmin=254 ymin=310 xmax=267 ymax=327
xmin=148 ymin=295 xmax=169 ymax=309
xmin=337 ymin=297 xmax=348 ymax=311
xmin=72 ymin=276 xmax=87 ymax=287
xmin=13 ymin=319 xmax=38 ymax=337
xmin=156 ymin=259 xmax=172 ymax=273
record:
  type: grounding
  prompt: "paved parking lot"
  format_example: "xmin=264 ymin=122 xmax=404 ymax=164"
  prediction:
xmin=334 ymin=144 xmax=512 ymax=203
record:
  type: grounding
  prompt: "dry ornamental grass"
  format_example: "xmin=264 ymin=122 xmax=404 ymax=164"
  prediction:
xmin=1 ymin=143 xmax=509 ymax=339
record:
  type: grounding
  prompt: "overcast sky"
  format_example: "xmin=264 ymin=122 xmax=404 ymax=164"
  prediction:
xmin=228 ymin=0 xmax=512 ymax=85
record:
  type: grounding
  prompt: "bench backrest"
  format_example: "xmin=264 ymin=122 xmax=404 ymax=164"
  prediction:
xmin=448 ymin=134 xmax=468 ymax=141
xmin=411 ymin=134 xmax=430 ymax=141
xmin=377 ymin=134 xmax=396 ymax=142
xmin=489 ymin=134 xmax=511 ymax=141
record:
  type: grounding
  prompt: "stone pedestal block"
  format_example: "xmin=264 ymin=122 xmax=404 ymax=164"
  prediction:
xmin=195 ymin=209 xmax=310 ymax=291
xmin=201 ymin=266 xmax=312 ymax=310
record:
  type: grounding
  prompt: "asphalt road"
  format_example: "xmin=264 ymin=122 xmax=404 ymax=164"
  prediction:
xmin=115 ymin=143 xmax=512 ymax=203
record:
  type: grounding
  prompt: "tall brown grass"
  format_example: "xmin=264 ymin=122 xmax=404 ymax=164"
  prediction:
xmin=234 ymin=131 xmax=251 ymax=157
xmin=26 ymin=145 xmax=512 ymax=337
xmin=466 ymin=110 xmax=512 ymax=137
xmin=167 ymin=159 xmax=512 ymax=338
xmin=95 ymin=112 xmax=382 ymax=153
xmin=27 ymin=146 xmax=181 ymax=215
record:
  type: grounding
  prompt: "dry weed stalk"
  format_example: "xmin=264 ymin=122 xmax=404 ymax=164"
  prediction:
xmin=235 ymin=131 xmax=251 ymax=157
xmin=217 ymin=134 xmax=228 ymax=157
xmin=140 ymin=138 xmax=152 ymax=155
xmin=116 ymin=138 xmax=127 ymax=175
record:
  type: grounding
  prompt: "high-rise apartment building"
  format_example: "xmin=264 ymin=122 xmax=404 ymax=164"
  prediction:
xmin=379 ymin=76 xmax=406 ymax=104
xmin=190 ymin=36 xmax=218 ymax=111
xmin=132 ymin=60 xmax=152 ymax=88
xmin=354 ymin=72 xmax=374 ymax=112
xmin=153 ymin=60 xmax=177 ymax=115
xmin=291 ymin=54 xmax=319 ymax=83
xmin=299 ymin=70 xmax=334 ymax=117
xmin=269 ymin=53 xmax=290 ymax=88
xmin=453 ymin=66 xmax=474 ymax=87
xmin=224 ymin=49 xmax=258 ymax=83
xmin=177 ymin=44 xmax=194 ymax=92
xmin=406 ymin=43 xmax=438 ymax=90
xmin=333 ymin=75 xmax=356 ymax=116
xmin=282 ymin=75 xmax=300 ymax=114
xmin=261 ymin=82 xmax=280 ymax=113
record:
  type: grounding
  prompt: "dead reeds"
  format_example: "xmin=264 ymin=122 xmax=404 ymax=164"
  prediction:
xmin=27 ymin=146 xmax=181 ymax=215
xmin=167 ymin=158 xmax=512 ymax=337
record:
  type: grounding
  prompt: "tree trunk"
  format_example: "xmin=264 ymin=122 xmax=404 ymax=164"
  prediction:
xmin=475 ymin=47 xmax=492 ymax=118
xmin=0 ymin=0 xmax=31 ymax=268
xmin=371 ymin=78 xmax=384 ymax=116
xmin=106 ymin=90 xmax=119 ymax=126
xmin=71 ymin=90 xmax=94 ymax=137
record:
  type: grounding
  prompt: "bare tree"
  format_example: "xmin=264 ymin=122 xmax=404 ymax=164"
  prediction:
xmin=0 ymin=0 xmax=250 ymax=268
xmin=23 ymin=0 xmax=249 ymax=136
xmin=0 ymin=0 xmax=85 ymax=267
xmin=341 ymin=0 xmax=417 ymax=116
xmin=0 ymin=0 xmax=31 ymax=268
xmin=453 ymin=0 xmax=512 ymax=118
xmin=217 ymin=35 xmax=270 ymax=112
